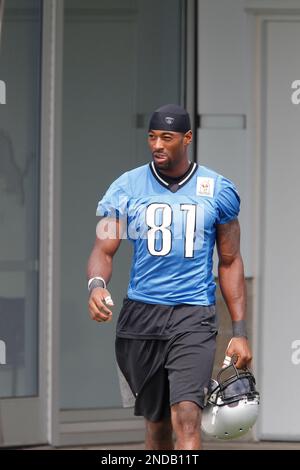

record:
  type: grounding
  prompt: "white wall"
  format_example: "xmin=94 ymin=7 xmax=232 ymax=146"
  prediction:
xmin=198 ymin=0 xmax=300 ymax=441
xmin=258 ymin=18 xmax=300 ymax=440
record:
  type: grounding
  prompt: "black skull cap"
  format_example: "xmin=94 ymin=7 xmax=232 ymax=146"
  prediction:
xmin=148 ymin=104 xmax=191 ymax=133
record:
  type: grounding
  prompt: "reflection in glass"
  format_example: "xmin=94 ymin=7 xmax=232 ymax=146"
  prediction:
xmin=0 ymin=0 xmax=42 ymax=397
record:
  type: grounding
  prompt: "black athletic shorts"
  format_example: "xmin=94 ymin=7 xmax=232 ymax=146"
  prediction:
xmin=115 ymin=300 xmax=218 ymax=422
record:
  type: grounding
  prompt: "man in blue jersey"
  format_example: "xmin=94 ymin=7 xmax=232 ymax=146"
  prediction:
xmin=87 ymin=104 xmax=252 ymax=450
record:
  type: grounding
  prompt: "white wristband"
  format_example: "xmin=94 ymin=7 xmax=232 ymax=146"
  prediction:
xmin=88 ymin=276 xmax=107 ymax=291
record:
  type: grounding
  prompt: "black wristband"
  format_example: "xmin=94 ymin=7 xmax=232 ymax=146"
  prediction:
xmin=232 ymin=320 xmax=247 ymax=338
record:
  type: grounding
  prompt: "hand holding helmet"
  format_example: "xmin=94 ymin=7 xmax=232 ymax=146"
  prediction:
xmin=224 ymin=337 xmax=252 ymax=369
xmin=201 ymin=361 xmax=260 ymax=440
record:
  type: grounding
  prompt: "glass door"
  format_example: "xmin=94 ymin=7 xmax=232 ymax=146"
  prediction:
xmin=59 ymin=0 xmax=185 ymax=446
xmin=0 ymin=0 xmax=44 ymax=446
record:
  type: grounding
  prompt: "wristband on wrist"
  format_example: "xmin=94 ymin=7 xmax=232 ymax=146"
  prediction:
xmin=88 ymin=276 xmax=107 ymax=292
xmin=232 ymin=320 xmax=247 ymax=338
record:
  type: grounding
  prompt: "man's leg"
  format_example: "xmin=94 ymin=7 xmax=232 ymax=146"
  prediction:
xmin=144 ymin=417 xmax=174 ymax=450
xmin=171 ymin=401 xmax=202 ymax=450
xmin=166 ymin=324 xmax=217 ymax=451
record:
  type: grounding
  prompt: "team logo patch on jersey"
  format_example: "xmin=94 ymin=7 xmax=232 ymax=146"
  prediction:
xmin=196 ymin=177 xmax=215 ymax=197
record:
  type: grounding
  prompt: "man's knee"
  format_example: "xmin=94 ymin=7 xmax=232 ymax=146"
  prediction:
xmin=145 ymin=417 xmax=173 ymax=442
xmin=171 ymin=401 xmax=201 ymax=436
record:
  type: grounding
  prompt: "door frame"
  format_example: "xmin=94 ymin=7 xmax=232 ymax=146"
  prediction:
xmin=40 ymin=0 xmax=64 ymax=447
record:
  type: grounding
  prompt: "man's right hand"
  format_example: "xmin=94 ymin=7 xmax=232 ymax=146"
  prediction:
xmin=88 ymin=287 xmax=114 ymax=323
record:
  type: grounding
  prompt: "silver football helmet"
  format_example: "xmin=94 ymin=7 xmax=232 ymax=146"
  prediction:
xmin=201 ymin=362 xmax=260 ymax=440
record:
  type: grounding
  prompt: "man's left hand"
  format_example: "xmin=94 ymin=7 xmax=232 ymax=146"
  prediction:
xmin=225 ymin=337 xmax=252 ymax=369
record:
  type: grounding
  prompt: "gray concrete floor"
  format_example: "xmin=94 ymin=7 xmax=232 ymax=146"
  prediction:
xmin=92 ymin=441 xmax=300 ymax=450
xmin=24 ymin=440 xmax=300 ymax=450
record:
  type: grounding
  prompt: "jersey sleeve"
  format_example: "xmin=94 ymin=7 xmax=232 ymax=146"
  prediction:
xmin=96 ymin=178 xmax=129 ymax=219
xmin=215 ymin=176 xmax=240 ymax=224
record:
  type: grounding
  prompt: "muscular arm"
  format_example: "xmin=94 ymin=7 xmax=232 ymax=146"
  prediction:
xmin=216 ymin=219 xmax=252 ymax=368
xmin=216 ymin=219 xmax=246 ymax=322
xmin=87 ymin=218 xmax=123 ymax=282
xmin=86 ymin=218 xmax=123 ymax=323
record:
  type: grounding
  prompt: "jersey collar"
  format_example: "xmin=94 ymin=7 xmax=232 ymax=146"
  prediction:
xmin=149 ymin=161 xmax=198 ymax=193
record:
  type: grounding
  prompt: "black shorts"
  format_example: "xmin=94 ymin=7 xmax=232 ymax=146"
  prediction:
xmin=115 ymin=304 xmax=217 ymax=422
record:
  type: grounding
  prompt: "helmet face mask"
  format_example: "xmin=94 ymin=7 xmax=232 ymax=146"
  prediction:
xmin=201 ymin=364 xmax=260 ymax=440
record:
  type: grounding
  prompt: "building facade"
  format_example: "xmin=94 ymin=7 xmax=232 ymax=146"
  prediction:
xmin=0 ymin=0 xmax=300 ymax=447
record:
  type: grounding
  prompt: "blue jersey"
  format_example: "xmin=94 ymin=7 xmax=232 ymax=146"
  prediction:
xmin=96 ymin=162 xmax=240 ymax=305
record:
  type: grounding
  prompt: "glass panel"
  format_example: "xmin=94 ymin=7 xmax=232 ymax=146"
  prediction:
xmin=0 ymin=0 xmax=42 ymax=397
xmin=61 ymin=0 xmax=184 ymax=409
